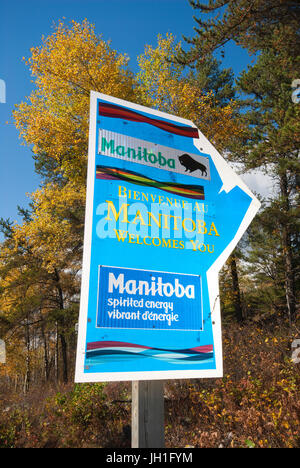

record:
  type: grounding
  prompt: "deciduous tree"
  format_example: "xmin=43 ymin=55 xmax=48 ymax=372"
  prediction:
xmin=14 ymin=19 xmax=135 ymax=185
xmin=136 ymin=33 xmax=243 ymax=150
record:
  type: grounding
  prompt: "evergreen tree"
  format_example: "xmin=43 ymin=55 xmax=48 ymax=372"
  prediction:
xmin=186 ymin=54 xmax=235 ymax=107
xmin=178 ymin=0 xmax=300 ymax=63
xmin=176 ymin=1 xmax=299 ymax=323
xmin=136 ymin=33 xmax=240 ymax=150
xmin=234 ymin=46 xmax=299 ymax=323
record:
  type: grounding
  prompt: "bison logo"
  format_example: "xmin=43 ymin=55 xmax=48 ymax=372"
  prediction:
xmin=178 ymin=153 xmax=207 ymax=177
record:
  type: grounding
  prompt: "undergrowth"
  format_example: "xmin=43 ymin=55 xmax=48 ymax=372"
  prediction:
xmin=0 ymin=322 xmax=299 ymax=448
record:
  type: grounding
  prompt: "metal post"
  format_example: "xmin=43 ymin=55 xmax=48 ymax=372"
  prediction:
xmin=132 ymin=380 xmax=165 ymax=448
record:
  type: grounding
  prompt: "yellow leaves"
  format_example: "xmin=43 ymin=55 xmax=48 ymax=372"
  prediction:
xmin=14 ymin=21 xmax=243 ymax=189
xmin=2 ymin=182 xmax=84 ymax=276
xmin=20 ymin=183 xmax=85 ymax=272
xmin=26 ymin=18 xmax=133 ymax=100
xmin=136 ymin=33 xmax=189 ymax=113
xmin=136 ymin=33 xmax=242 ymax=150
xmin=6 ymin=21 xmax=247 ymax=335
xmin=14 ymin=19 xmax=134 ymax=185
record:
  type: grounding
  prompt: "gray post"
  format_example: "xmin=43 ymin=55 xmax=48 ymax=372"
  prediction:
xmin=0 ymin=339 xmax=6 ymax=364
xmin=131 ymin=380 xmax=165 ymax=448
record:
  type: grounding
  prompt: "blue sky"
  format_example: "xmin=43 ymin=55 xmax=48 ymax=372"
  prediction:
xmin=0 ymin=0 xmax=257 ymax=234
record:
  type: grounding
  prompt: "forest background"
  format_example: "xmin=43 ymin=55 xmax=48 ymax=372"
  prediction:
xmin=0 ymin=0 xmax=299 ymax=448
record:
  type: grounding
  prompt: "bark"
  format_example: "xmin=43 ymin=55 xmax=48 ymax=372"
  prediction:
xmin=59 ymin=332 xmax=68 ymax=384
xmin=54 ymin=268 xmax=68 ymax=383
xmin=229 ymin=253 xmax=244 ymax=322
xmin=279 ymin=171 xmax=296 ymax=325
xmin=55 ymin=322 xmax=59 ymax=383
xmin=39 ymin=312 xmax=50 ymax=382
xmin=23 ymin=317 xmax=31 ymax=394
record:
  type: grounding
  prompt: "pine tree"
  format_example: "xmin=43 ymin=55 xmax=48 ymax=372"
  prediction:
xmin=176 ymin=1 xmax=299 ymax=323
xmin=178 ymin=0 xmax=300 ymax=63
xmin=236 ymin=45 xmax=299 ymax=323
xmin=136 ymin=33 xmax=241 ymax=150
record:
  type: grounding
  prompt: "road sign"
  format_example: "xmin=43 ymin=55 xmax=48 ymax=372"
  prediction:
xmin=75 ymin=92 xmax=260 ymax=382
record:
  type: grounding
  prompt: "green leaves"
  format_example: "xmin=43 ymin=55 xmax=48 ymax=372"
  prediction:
xmin=182 ymin=0 xmax=300 ymax=60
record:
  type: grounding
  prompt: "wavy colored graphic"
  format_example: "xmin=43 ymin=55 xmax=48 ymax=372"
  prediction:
xmin=96 ymin=165 xmax=205 ymax=200
xmin=98 ymin=102 xmax=199 ymax=138
xmin=86 ymin=341 xmax=213 ymax=365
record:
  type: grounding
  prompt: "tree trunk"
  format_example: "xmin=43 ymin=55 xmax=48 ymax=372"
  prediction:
xmin=54 ymin=268 xmax=68 ymax=383
xmin=279 ymin=172 xmax=296 ymax=325
xmin=39 ymin=313 xmax=50 ymax=382
xmin=55 ymin=322 xmax=59 ymax=383
xmin=23 ymin=317 xmax=31 ymax=394
xmin=59 ymin=332 xmax=68 ymax=384
xmin=229 ymin=253 xmax=244 ymax=322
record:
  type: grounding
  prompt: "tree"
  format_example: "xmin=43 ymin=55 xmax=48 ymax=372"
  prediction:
xmin=6 ymin=17 xmax=289 ymax=392
xmin=14 ymin=19 xmax=135 ymax=185
xmin=186 ymin=53 xmax=235 ymax=107
xmin=219 ymin=249 xmax=245 ymax=323
xmin=235 ymin=45 xmax=299 ymax=324
xmin=2 ymin=20 xmax=136 ymax=388
xmin=177 ymin=0 xmax=300 ymax=63
xmin=243 ymin=206 xmax=290 ymax=320
xmin=0 ymin=218 xmax=49 ymax=389
xmin=136 ymin=33 xmax=243 ymax=150
xmin=0 ymin=193 xmax=81 ymax=386
xmin=175 ymin=2 xmax=299 ymax=324
xmin=7 ymin=21 xmax=137 ymax=385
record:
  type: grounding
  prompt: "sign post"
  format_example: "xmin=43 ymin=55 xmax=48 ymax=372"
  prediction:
xmin=75 ymin=92 xmax=260 ymax=446
xmin=132 ymin=380 xmax=164 ymax=448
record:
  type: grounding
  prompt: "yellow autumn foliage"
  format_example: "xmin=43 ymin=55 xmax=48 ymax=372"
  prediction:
xmin=14 ymin=19 xmax=135 ymax=184
xmin=11 ymin=22 xmax=244 ymax=282
xmin=14 ymin=23 xmax=243 ymax=189
xmin=136 ymin=33 xmax=243 ymax=148
xmin=8 ymin=21 xmax=244 ymax=304
xmin=12 ymin=182 xmax=85 ymax=272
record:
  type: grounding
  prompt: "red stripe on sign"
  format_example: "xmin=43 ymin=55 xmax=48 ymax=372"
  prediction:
xmin=86 ymin=341 xmax=152 ymax=351
xmin=191 ymin=345 xmax=214 ymax=354
xmin=98 ymin=102 xmax=199 ymax=138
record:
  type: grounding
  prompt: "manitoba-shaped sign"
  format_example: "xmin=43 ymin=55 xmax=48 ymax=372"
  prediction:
xmin=75 ymin=92 xmax=260 ymax=382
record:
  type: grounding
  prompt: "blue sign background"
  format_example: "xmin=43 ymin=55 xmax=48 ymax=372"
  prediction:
xmin=96 ymin=266 xmax=203 ymax=331
xmin=79 ymin=95 xmax=253 ymax=377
